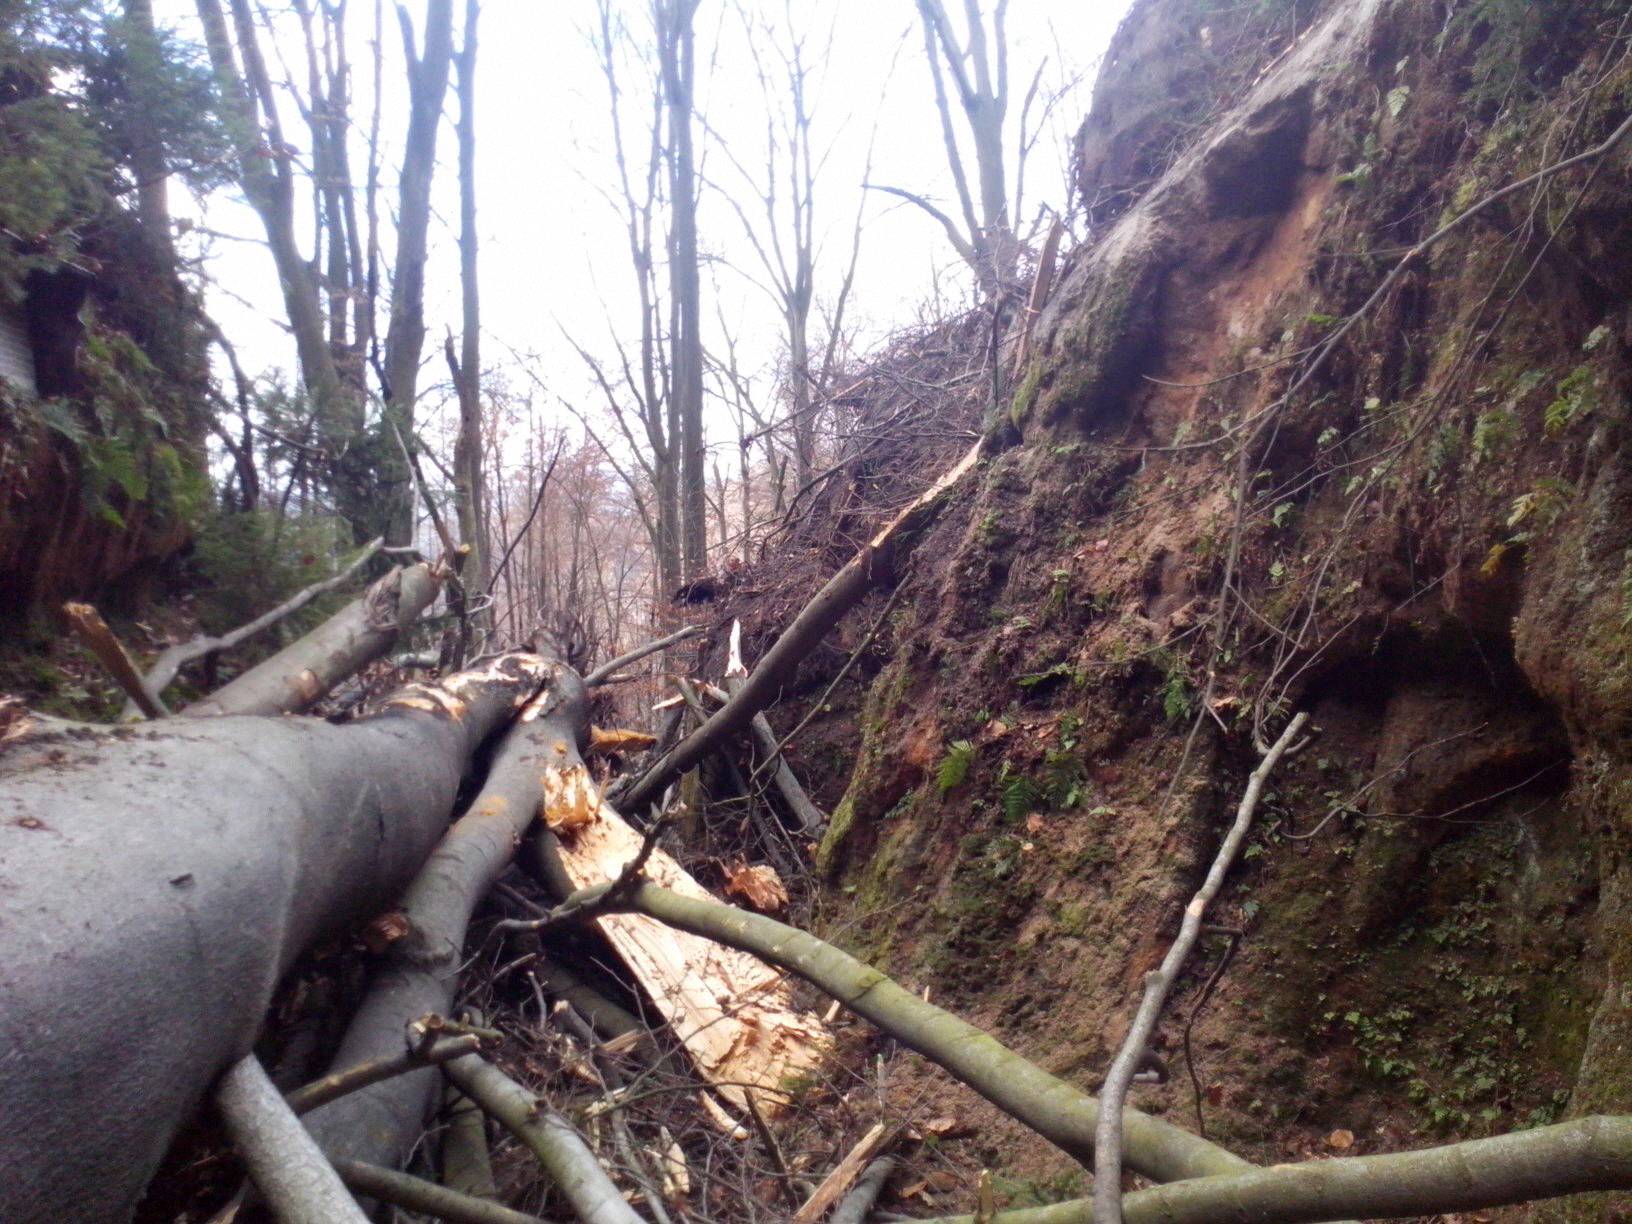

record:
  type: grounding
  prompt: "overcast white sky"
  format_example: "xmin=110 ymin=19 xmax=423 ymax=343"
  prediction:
xmin=154 ymin=0 xmax=1130 ymax=461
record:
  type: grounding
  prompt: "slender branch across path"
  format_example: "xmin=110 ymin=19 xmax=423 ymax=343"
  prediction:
xmin=918 ymin=1115 xmax=1632 ymax=1224
xmin=609 ymin=881 xmax=1250 ymax=1184
xmin=119 ymin=538 xmax=383 ymax=720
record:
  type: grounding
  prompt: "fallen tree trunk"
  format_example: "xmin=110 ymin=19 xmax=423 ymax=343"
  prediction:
xmin=0 ymin=654 xmax=549 ymax=1223
xmin=121 ymin=537 xmax=384 ymax=720
xmin=616 ymin=441 xmax=981 ymax=814
xmin=303 ymin=664 xmax=589 ymax=1173
xmin=183 ymin=561 xmax=442 ymax=717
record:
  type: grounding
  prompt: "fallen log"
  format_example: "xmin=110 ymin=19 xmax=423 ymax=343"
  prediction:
xmin=0 ymin=654 xmax=549 ymax=1223
xmin=303 ymin=664 xmax=589 ymax=1173
xmin=120 ymin=537 xmax=384 ymax=720
xmin=616 ymin=440 xmax=981 ymax=815
xmin=183 ymin=560 xmax=442 ymax=716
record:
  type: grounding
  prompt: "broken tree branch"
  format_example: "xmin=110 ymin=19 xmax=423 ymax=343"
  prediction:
xmin=285 ymin=1034 xmax=481 ymax=1115
xmin=1093 ymin=712 xmax=1310 ymax=1224
xmin=611 ymin=882 xmax=1248 ymax=1183
xmin=443 ymin=1053 xmax=643 ymax=1224
xmin=62 ymin=601 xmax=169 ymax=718
xmin=919 ymin=1114 xmax=1632 ymax=1224
xmin=332 ymin=1159 xmax=550 ymax=1224
xmin=719 ymin=621 xmax=827 ymax=836
xmin=618 ymin=440 xmax=982 ymax=814
xmin=583 ymin=623 xmax=704 ymax=686
xmin=183 ymin=561 xmax=443 ymax=717
xmin=830 ymin=1156 xmax=897 ymax=1224
xmin=215 ymin=1054 xmax=370 ymax=1224
xmin=794 ymin=1122 xmax=895 ymax=1224
xmin=119 ymin=539 xmax=383 ymax=720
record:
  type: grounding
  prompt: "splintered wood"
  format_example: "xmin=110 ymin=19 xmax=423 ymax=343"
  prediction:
xmin=543 ymin=761 xmax=828 ymax=1120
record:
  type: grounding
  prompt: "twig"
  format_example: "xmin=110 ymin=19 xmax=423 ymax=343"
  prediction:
xmin=285 ymin=1034 xmax=481 ymax=1115
xmin=62 ymin=602 xmax=168 ymax=719
xmin=490 ymin=814 xmax=669 ymax=937
xmin=743 ymin=1090 xmax=802 ymax=1212
xmin=1092 ymin=712 xmax=1309 ymax=1224
xmin=1181 ymin=927 xmax=1242 ymax=1138
xmin=584 ymin=624 xmax=704 ymax=686
xmin=830 ymin=1156 xmax=897 ymax=1224
xmin=332 ymin=1159 xmax=552 ymax=1224
xmin=121 ymin=539 xmax=383 ymax=720
xmin=214 ymin=1054 xmax=370 ymax=1223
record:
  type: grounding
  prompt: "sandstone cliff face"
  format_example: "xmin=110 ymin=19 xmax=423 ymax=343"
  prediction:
xmin=796 ymin=0 xmax=1632 ymax=1212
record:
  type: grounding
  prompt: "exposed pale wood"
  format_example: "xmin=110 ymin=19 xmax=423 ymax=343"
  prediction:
xmin=544 ymin=761 xmax=827 ymax=1117
xmin=793 ymin=1122 xmax=894 ymax=1224
xmin=62 ymin=602 xmax=168 ymax=719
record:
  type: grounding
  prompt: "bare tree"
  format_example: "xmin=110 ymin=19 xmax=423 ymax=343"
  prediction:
xmin=379 ymin=0 xmax=456 ymax=545
xmin=869 ymin=0 xmax=1016 ymax=297
xmin=654 ymin=0 xmax=708 ymax=581
xmin=447 ymin=0 xmax=488 ymax=609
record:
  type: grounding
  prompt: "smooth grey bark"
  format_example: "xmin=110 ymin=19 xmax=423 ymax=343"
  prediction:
xmin=121 ymin=539 xmax=384 ymax=720
xmin=0 ymin=654 xmax=548 ymax=1223
xmin=183 ymin=562 xmax=440 ymax=717
xmin=830 ymin=1156 xmax=896 ymax=1224
xmin=615 ymin=884 xmax=1247 ymax=1184
xmin=380 ymin=0 xmax=456 ymax=545
xmin=443 ymin=1054 xmax=642 ymax=1224
xmin=918 ymin=1115 xmax=1632 ymax=1224
xmin=216 ymin=1055 xmax=370 ymax=1224
xmin=304 ymin=664 xmax=589 ymax=1173
xmin=334 ymin=1160 xmax=550 ymax=1224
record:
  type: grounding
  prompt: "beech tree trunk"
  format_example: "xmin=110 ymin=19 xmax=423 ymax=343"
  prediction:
xmin=182 ymin=562 xmax=441 ymax=717
xmin=303 ymin=664 xmax=589 ymax=1173
xmin=0 ymin=655 xmax=549 ymax=1223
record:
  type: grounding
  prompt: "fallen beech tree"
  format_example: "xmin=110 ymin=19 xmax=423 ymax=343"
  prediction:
xmin=0 ymin=653 xmax=548 ymax=1222
xmin=303 ymin=664 xmax=590 ymax=1172
xmin=118 ymin=537 xmax=384 ymax=720
xmin=182 ymin=560 xmax=443 ymax=717
xmin=616 ymin=440 xmax=982 ymax=814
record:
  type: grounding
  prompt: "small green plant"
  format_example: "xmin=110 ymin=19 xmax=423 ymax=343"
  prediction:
xmin=937 ymin=740 xmax=976 ymax=791
xmin=994 ymin=761 xmax=1039 ymax=824
xmin=1158 ymin=654 xmax=1193 ymax=723
xmin=1543 ymin=366 xmax=1596 ymax=435
xmin=1471 ymin=407 xmax=1517 ymax=464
